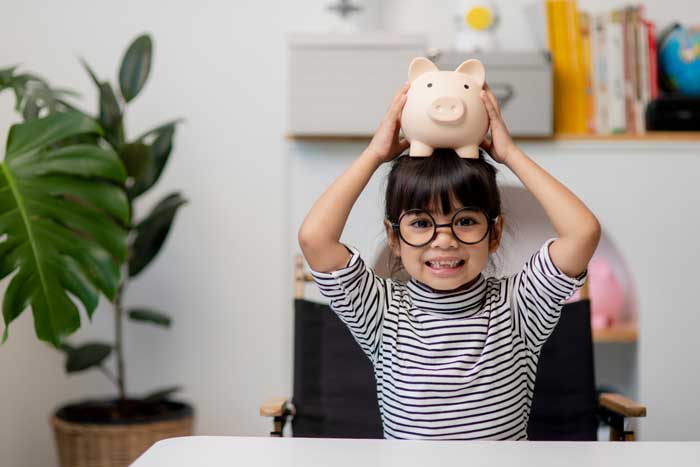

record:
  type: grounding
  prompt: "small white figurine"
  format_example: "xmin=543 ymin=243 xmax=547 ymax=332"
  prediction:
xmin=454 ymin=0 xmax=500 ymax=52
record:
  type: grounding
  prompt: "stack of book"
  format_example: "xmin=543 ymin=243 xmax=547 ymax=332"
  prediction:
xmin=546 ymin=1 xmax=658 ymax=135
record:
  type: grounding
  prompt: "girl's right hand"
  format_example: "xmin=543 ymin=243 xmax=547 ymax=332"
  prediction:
xmin=366 ymin=82 xmax=411 ymax=163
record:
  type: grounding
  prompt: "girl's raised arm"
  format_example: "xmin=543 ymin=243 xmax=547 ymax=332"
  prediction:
xmin=298 ymin=83 xmax=410 ymax=273
xmin=480 ymin=85 xmax=601 ymax=277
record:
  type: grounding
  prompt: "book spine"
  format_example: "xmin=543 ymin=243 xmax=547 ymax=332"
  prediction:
xmin=580 ymin=11 xmax=595 ymax=133
xmin=646 ymin=19 xmax=659 ymax=100
xmin=546 ymin=0 xmax=587 ymax=134
xmin=636 ymin=9 xmax=650 ymax=133
xmin=591 ymin=14 xmax=609 ymax=133
xmin=607 ymin=10 xmax=627 ymax=133
xmin=622 ymin=7 xmax=638 ymax=133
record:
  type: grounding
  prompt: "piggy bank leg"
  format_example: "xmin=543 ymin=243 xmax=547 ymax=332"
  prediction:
xmin=455 ymin=144 xmax=480 ymax=159
xmin=409 ymin=140 xmax=434 ymax=157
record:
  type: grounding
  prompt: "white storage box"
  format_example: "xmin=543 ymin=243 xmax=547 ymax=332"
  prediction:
xmin=288 ymin=33 xmax=427 ymax=136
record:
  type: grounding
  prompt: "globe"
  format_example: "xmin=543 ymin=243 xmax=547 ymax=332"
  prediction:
xmin=658 ymin=24 xmax=700 ymax=96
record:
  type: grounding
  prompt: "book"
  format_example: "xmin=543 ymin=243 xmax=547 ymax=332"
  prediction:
xmin=591 ymin=14 xmax=609 ymax=133
xmin=607 ymin=10 xmax=627 ymax=133
xmin=646 ymin=19 xmax=659 ymax=100
xmin=580 ymin=11 xmax=595 ymax=133
xmin=622 ymin=6 xmax=639 ymax=133
xmin=546 ymin=0 xmax=588 ymax=134
xmin=636 ymin=8 xmax=650 ymax=133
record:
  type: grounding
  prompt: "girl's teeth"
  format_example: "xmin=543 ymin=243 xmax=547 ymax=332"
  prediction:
xmin=429 ymin=260 xmax=461 ymax=268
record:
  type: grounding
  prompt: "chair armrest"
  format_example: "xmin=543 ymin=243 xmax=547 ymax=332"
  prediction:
xmin=260 ymin=396 xmax=291 ymax=417
xmin=599 ymin=392 xmax=647 ymax=418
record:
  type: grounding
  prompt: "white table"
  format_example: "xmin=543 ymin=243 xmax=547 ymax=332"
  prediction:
xmin=131 ymin=436 xmax=700 ymax=467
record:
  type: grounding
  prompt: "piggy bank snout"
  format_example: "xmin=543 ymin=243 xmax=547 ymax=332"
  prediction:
xmin=428 ymin=96 xmax=464 ymax=123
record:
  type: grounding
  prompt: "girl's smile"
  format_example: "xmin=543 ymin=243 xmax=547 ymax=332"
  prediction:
xmin=424 ymin=256 xmax=466 ymax=277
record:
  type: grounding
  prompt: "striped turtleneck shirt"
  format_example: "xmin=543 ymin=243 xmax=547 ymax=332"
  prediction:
xmin=309 ymin=239 xmax=587 ymax=440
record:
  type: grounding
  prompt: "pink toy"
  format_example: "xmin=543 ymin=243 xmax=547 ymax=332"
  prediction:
xmin=569 ymin=257 xmax=625 ymax=329
xmin=400 ymin=57 xmax=490 ymax=158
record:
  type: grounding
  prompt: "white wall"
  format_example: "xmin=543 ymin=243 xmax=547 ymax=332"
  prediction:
xmin=1 ymin=1 xmax=700 ymax=466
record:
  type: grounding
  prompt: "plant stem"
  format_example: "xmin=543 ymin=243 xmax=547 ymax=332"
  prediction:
xmin=114 ymin=278 xmax=127 ymax=400
xmin=99 ymin=365 xmax=119 ymax=388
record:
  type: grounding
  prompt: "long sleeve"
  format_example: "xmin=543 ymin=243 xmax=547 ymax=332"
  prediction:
xmin=509 ymin=238 xmax=588 ymax=355
xmin=309 ymin=245 xmax=392 ymax=364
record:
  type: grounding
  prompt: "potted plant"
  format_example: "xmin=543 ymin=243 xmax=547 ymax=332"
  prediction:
xmin=0 ymin=33 xmax=190 ymax=467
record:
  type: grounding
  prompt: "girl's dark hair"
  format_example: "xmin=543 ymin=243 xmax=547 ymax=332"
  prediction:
xmin=385 ymin=148 xmax=501 ymax=222
xmin=382 ymin=148 xmax=504 ymax=279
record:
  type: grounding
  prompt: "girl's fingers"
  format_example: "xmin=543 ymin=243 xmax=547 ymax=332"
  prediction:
xmin=390 ymin=85 xmax=409 ymax=115
xmin=389 ymin=94 xmax=408 ymax=122
xmin=481 ymin=91 xmax=497 ymax=119
xmin=481 ymin=83 xmax=500 ymax=115
xmin=391 ymin=82 xmax=410 ymax=105
xmin=487 ymin=89 xmax=500 ymax=116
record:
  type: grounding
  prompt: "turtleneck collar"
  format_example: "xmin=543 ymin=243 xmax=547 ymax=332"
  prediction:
xmin=407 ymin=274 xmax=488 ymax=317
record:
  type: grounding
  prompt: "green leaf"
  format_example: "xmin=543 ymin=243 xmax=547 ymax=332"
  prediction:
xmin=65 ymin=342 xmax=112 ymax=373
xmin=119 ymin=142 xmax=152 ymax=178
xmin=79 ymin=58 xmax=101 ymax=89
xmin=6 ymin=110 xmax=101 ymax=155
xmin=129 ymin=120 xmax=181 ymax=199
xmin=0 ymin=66 xmax=18 ymax=83
xmin=119 ymin=34 xmax=152 ymax=103
xmin=98 ymin=82 xmax=123 ymax=149
xmin=128 ymin=308 xmax=171 ymax=327
xmin=22 ymin=95 xmax=39 ymax=120
xmin=134 ymin=119 xmax=184 ymax=142
xmin=142 ymin=385 xmax=181 ymax=403
xmin=79 ymin=59 xmax=123 ymax=148
xmin=0 ymin=112 xmax=129 ymax=346
xmin=129 ymin=193 xmax=186 ymax=276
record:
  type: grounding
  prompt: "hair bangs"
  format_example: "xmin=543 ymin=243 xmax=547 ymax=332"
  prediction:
xmin=385 ymin=149 xmax=500 ymax=222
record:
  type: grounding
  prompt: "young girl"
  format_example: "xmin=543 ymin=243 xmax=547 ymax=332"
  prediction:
xmin=298 ymin=82 xmax=601 ymax=440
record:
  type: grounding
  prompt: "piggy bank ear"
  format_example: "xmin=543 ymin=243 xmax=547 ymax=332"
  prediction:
xmin=408 ymin=57 xmax=439 ymax=83
xmin=455 ymin=59 xmax=485 ymax=88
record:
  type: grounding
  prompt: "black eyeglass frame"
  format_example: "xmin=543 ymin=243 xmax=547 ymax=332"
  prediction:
xmin=388 ymin=206 xmax=498 ymax=248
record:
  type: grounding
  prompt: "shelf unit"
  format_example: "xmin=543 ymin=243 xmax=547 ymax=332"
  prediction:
xmin=286 ymin=132 xmax=700 ymax=142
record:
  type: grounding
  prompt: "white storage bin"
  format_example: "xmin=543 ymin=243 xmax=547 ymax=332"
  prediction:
xmin=288 ymin=33 xmax=427 ymax=136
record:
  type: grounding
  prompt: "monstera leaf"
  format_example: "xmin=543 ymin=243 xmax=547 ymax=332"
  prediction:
xmin=0 ymin=112 xmax=129 ymax=346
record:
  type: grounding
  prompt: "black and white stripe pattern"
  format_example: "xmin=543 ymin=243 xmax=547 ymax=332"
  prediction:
xmin=310 ymin=239 xmax=586 ymax=440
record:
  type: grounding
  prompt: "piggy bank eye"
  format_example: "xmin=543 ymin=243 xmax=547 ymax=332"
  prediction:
xmin=464 ymin=84 xmax=470 ymax=90
xmin=427 ymin=83 xmax=433 ymax=88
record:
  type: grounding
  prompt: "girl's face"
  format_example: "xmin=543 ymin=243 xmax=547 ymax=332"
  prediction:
xmin=384 ymin=202 xmax=503 ymax=292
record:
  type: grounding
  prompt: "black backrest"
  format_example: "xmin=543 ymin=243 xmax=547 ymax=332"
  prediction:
xmin=292 ymin=298 xmax=597 ymax=440
xmin=527 ymin=299 xmax=598 ymax=440
xmin=291 ymin=299 xmax=383 ymax=438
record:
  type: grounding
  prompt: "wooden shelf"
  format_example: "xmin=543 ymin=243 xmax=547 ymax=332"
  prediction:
xmin=592 ymin=322 xmax=638 ymax=343
xmin=285 ymin=132 xmax=700 ymax=142
xmin=527 ymin=132 xmax=700 ymax=142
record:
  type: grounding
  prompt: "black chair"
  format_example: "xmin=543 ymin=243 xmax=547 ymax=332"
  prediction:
xmin=260 ymin=256 xmax=646 ymax=440
xmin=528 ymin=280 xmax=646 ymax=441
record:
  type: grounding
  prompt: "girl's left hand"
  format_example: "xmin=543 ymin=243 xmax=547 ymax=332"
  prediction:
xmin=480 ymin=83 xmax=516 ymax=165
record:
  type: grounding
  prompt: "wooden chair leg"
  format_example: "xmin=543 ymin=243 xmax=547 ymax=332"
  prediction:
xmin=271 ymin=415 xmax=287 ymax=437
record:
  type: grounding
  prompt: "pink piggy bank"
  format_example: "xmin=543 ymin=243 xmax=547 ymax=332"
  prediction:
xmin=400 ymin=57 xmax=489 ymax=158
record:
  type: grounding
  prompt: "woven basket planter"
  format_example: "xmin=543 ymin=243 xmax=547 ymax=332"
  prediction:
xmin=51 ymin=399 xmax=193 ymax=467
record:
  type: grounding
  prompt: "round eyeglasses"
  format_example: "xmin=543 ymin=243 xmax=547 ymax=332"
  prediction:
xmin=389 ymin=207 xmax=497 ymax=248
